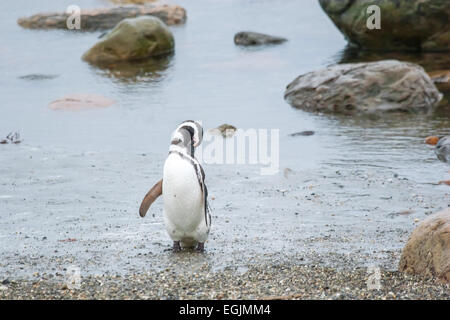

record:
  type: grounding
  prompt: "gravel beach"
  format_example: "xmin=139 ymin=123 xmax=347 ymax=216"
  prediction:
xmin=1 ymin=261 xmax=449 ymax=300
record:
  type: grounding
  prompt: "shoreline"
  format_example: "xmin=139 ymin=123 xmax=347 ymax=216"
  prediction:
xmin=1 ymin=262 xmax=449 ymax=300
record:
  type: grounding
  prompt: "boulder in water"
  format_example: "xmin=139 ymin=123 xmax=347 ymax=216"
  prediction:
xmin=284 ymin=60 xmax=442 ymax=115
xmin=82 ymin=16 xmax=174 ymax=65
xmin=319 ymin=0 xmax=450 ymax=51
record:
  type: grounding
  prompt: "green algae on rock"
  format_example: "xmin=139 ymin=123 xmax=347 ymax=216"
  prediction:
xmin=82 ymin=16 xmax=174 ymax=65
xmin=319 ymin=0 xmax=450 ymax=52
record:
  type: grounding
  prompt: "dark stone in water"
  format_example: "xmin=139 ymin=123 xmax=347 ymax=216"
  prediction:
xmin=289 ymin=131 xmax=315 ymax=137
xmin=19 ymin=74 xmax=59 ymax=81
xmin=234 ymin=31 xmax=287 ymax=46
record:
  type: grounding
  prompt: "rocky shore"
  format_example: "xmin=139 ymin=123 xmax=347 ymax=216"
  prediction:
xmin=1 ymin=262 xmax=449 ymax=300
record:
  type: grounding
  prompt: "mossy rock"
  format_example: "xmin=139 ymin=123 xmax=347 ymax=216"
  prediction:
xmin=319 ymin=0 xmax=450 ymax=51
xmin=82 ymin=16 xmax=174 ymax=65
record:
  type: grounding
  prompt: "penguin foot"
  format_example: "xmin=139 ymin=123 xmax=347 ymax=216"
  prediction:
xmin=195 ymin=242 xmax=205 ymax=252
xmin=173 ymin=241 xmax=181 ymax=252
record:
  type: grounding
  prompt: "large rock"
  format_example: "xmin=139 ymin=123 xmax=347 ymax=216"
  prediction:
xmin=435 ymin=136 xmax=450 ymax=163
xmin=399 ymin=207 xmax=450 ymax=283
xmin=17 ymin=5 xmax=186 ymax=31
xmin=82 ymin=16 xmax=174 ymax=65
xmin=234 ymin=32 xmax=287 ymax=46
xmin=319 ymin=0 xmax=450 ymax=52
xmin=284 ymin=60 xmax=442 ymax=114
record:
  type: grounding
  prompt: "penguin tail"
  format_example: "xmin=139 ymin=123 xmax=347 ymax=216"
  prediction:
xmin=139 ymin=179 xmax=163 ymax=217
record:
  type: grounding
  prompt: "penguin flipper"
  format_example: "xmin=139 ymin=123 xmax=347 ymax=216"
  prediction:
xmin=139 ymin=179 xmax=163 ymax=217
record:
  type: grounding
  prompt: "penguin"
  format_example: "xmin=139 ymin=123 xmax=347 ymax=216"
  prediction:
xmin=139 ymin=120 xmax=211 ymax=252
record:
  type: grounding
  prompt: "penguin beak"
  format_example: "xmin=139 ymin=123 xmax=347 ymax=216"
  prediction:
xmin=193 ymin=138 xmax=199 ymax=147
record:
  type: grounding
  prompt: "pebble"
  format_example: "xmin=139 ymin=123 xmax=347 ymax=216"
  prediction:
xmin=1 ymin=263 xmax=448 ymax=300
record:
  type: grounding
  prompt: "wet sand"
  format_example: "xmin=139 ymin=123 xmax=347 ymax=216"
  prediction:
xmin=1 ymin=126 xmax=449 ymax=299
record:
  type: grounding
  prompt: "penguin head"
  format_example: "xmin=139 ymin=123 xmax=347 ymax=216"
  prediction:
xmin=175 ymin=120 xmax=203 ymax=148
xmin=170 ymin=127 xmax=193 ymax=151
xmin=170 ymin=128 xmax=194 ymax=156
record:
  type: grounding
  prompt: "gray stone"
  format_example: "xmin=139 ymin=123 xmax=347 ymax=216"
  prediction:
xmin=284 ymin=60 xmax=442 ymax=114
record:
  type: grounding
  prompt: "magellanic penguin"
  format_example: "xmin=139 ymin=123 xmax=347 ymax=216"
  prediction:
xmin=139 ymin=120 xmax=211 ymax=252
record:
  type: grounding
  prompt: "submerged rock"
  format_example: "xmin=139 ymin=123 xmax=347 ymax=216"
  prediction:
xmin=289 ymin=131 xmax=315 ymax=137
xmin=208 ymin=124 xmax=237 ymax=138
xmin=399 ymin=207 xmax=450 ymax=283
xmin=82 ymin=16 xmax=174 ymax=65
xmin=435 ymin=136 xmax=450 ymax=163
xmin=17 ymin=5 xmax=186 ymax=31
xmin=319 ymin=0 xmax=450 ymax=51
xmin=284 ymin=60 xmax=442 ymax=115
xmin=19 ymin=74 xmax=59 ymax=81
xmin=49 ymin=94 xmax=115 ymax=110
xmin=234 ymin=32 xmax=287 ymax=46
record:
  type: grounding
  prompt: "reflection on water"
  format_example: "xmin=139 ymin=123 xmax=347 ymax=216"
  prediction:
xmin=332 ymin=45 xmax=450 ymax=110
xmin=335 ymin=45 xmax=450 ymax=72
xmin=91 ymin=54 xmax=174 ymax=83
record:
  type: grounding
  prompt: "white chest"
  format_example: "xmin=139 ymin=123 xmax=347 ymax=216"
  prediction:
xmin=162 ymin=154 xmax=203 ymax=226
